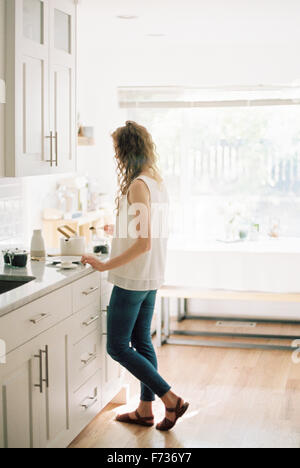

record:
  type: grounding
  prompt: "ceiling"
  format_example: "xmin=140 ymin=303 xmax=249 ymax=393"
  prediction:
xmin=78 ymin=0 xmax=300 ymax=48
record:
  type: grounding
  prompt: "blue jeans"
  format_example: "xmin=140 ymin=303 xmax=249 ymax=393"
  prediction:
xmin=107 ymin=286 xmax=171 ymax=402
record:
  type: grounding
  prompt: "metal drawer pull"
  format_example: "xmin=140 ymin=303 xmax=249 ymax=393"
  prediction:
xmin=30 ymin=313 xmax=50 ymax=325
xmin=81 ymin=352 xmax=97 ymax=365
xmin=34 ymin=350 xmax=43 ymax=393
xmin=81 ymin=396 xmax=98 ymax=410
xmin=82 ymin=286 xmax=99 ymax=296
xmin=82 ymin=315 xmax=99 ymax=327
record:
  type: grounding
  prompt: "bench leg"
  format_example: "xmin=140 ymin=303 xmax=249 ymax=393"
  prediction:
xmin=184 ymin=298 xmax=188 ymax=319
xmin=177 ymin=298 xmax=186 ymax=322
xmin=163 ymin=295 xmax=300 ymax=351
xmin=163 ymin=297 xmax=170 ymax=338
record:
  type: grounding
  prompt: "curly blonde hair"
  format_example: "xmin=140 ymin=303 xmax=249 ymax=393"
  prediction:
xmin=112 ymin=121 xmax=161 ymax=210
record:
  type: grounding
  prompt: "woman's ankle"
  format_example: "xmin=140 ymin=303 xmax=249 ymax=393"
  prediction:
xmin=161 ymin=390 xmax=178 ymax=407
xmin=138 ymin=401 xmax=154 ymax=415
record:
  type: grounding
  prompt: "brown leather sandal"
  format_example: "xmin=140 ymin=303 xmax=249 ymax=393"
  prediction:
xmin=156 ymin=397 xmax=189 ymax=431
xmin=116 ymin=409 xmax=154 ymax=427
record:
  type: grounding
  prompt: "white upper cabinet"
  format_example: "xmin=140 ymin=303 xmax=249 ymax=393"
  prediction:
xmin=5 ymin=0 xmax=77 ymax=177
xmin=49 ymin=0 xmax=77 ymax=173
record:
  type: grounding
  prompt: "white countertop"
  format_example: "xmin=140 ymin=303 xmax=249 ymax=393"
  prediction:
xmin=0 ymin=260 xmax=98 ymax=318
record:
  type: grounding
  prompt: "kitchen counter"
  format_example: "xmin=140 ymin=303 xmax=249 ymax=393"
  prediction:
xmin=0 ymin=260 xmax=100 ymax=318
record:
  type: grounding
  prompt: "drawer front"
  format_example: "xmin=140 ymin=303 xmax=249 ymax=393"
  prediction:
xmin=70 ymin=330 xmax=101 ymax=392
xmin=72 ymin=272 xmax=100 ymax=313
xmin=0 ymin=285 xmax=72 ymax=354
xmin=70 ymin=370 xmax=102 ymax=431
xmin=71 ymin=302 xmax=101 ymax=345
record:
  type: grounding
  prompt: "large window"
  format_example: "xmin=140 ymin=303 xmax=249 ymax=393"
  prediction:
xmin=119 ymin=86 xmax=300 ymax=241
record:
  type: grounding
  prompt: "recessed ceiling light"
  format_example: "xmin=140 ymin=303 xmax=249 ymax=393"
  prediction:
xmin=116 ymin=15 xmax=139 ymax=20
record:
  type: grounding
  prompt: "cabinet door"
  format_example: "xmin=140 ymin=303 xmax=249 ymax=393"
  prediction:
xmin=0 ymin=337 xmax=44 ymax=448
xmin=48 ymin=0 xmax=77 ymax=173
xmin=6 ymin=0 xmax=51 ymax=176
xmin=36 ymin=318 xmax=71 ymax=449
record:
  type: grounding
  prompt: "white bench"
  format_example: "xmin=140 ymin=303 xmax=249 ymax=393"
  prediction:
xmin=156 ymin=286 xmax=300 ymax=351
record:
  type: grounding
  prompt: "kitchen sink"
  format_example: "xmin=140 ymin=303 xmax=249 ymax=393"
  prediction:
xmin=0 ymin=275 xmax=36 ymax=295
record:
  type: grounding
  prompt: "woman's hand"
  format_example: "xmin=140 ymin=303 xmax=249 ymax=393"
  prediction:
xmin=81 ymin=255 xmax=107 ymax=272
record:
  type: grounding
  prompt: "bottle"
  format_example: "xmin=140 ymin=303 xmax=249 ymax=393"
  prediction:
xmin=30 ymin=230 xmax=46 ymax=258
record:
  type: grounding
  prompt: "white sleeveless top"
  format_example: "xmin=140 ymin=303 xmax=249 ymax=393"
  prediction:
xmin=107 ymin=175 xmax=169 ymax=291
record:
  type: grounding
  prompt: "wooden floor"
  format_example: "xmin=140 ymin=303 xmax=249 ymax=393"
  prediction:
xmin=69 ymin=317 xmax=300 ymax=449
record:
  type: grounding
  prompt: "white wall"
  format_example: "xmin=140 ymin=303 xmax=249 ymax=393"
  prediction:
xmin=0 ymin=0 xmax=5 ymax=177
xmin=76 ymin=46 xmax=124 ymax=196
xmin=76 ymin=29 xmax=127 ymax=196
xmin=22 ymin=174 xmax=70 ymax=246
xmin=90 ymin=44 xmax=300 ymax=88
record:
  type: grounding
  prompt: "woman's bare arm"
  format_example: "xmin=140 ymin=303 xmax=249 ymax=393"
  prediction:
xmin=81 ymin=180 xmax=151 ymax=272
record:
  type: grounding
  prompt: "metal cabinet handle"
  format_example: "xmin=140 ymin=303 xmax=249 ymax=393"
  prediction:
xmin=81 ymin=396 xmax=98 ymax=410
xmin=54 ymin=131 xmax=58 ymax=167
xmin=45 ymin=131 xmax=58 ymax=167
xmin=82 ymin=315 xmax=99 ymax=327
xmin=45 ymin=132 xmax=53 ymax=167
xmin=81 ymin=352 xmax=97 ymax=366
xmin=82 ymin=286 xmax=99 ymax=296
xmin=34 ymin=350 xmax=43 ymax=393
xmin=30 ymin=313 xmax=50 ymax=325
xmin=42 ymin=345 xmax=49 ymax=389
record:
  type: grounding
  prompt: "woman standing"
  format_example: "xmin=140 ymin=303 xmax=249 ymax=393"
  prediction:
xmin=81 ymin=121 xmax=189 ymax=431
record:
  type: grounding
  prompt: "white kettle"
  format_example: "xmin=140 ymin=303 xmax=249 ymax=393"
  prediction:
xmin=58 ymin=225 xmax=86 ymax=256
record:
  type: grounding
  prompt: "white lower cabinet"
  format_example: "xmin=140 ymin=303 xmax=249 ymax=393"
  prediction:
xmin=0 ymin=318 xmax=71 ymax=449
xmin=0 ymin=336 xmax=42 ymax=448
xmin=36 ymin=319 xmax=71 ymax=449
xmin=0 ymin=272 xmax=127 ymax=448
